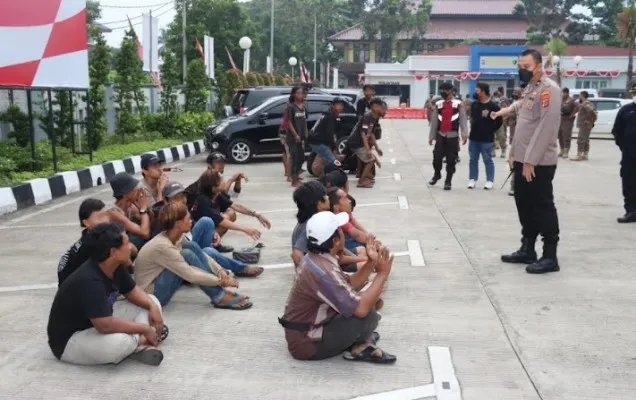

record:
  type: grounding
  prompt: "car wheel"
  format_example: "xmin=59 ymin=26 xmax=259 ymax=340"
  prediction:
xmin=336 ymin=136 xmax=348 ymax=155
xmin=227 ymin=139 xmax=254 ymax=164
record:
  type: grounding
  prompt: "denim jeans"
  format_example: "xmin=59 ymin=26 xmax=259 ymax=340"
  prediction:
xmin=468 ymin=140 xmax=495 ymax=182
xmin=153 ymin=241 xmax=225 ymax=306
xmin=189 ymin=217 xmax=247 ymax=274
xmin=310 ymin=143 xmax=336 ymax=164
xmin=345 ymin=235 xmax=364 ymax=253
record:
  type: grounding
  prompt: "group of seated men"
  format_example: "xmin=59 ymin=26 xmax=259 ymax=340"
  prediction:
xmin=48 ymin=152 xmax=270 ymax=365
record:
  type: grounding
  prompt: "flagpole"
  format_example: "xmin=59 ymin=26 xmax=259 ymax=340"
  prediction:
xmin=182 ymin=0 xmax=187 ymax=83
xmin=270 ymin=0 xmax=274 ymax=73
xmin=313 ymin=11 xmax=317 ymax=82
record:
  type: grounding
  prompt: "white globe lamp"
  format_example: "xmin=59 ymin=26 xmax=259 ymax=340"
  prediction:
xmin=289 ymin=57 xmax=298 ymax=80
xmin=239 ymin=36 xmax=252 ymax=73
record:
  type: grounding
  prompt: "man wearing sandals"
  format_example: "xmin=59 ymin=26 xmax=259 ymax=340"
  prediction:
xmin=279 ymin=211 xmax=397 ymax=364
xmin=47 ymin=223 xmax=166 ymax=366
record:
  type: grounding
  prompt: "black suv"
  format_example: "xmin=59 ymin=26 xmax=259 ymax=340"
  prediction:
xmin=206 ymin=94 xmax=358 ymax=164
xmin=230 ymin=85 xmax=327 ymax=115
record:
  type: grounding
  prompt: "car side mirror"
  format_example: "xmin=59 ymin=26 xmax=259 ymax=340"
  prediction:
xmin=258 ymin=113 xmax=269 ymax=123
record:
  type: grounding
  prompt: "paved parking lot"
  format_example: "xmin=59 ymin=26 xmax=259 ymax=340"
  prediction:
xmin=0 ymin=120 xmax=634 ymax=400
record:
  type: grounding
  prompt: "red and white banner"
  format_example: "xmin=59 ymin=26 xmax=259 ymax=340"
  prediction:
xmin=407 ymin=70 xmax=624 ymax=81
xmin=300 ymin=63 xmax=311 ymax=83
xmin=195 ymin=38 xmax=205 ymax=61
xmin=0 ymin=0 xmax=89 ymax=88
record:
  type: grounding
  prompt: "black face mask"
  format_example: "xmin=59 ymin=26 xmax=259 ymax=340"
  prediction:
xmin=472 ymin=92 xmax=479 ymax=100
xmin=439 ymin=91 xmax=450 ymax=99
xmin=518 ymin=68 xmax=533 ymax=85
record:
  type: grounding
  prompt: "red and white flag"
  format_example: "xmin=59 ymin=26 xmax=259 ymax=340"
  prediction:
xmin=195 ymin=38 xmax=205 ymax=60
xmin=300 ymin=63 xmax=311 ymax=83
xmin=127 ymin=16 xmax=143 ymax=61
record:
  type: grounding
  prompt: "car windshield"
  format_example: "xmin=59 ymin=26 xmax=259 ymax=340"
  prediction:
xmin=241 ymin=96 xmax=284 ymax=116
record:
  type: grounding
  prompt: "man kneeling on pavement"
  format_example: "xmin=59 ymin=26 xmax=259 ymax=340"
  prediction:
xmin=279 ymin=211 xmax=396 ymax=364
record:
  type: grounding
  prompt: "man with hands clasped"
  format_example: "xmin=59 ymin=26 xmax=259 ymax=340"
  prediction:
xmin=490 ymin=49 xmax=562 ymax=275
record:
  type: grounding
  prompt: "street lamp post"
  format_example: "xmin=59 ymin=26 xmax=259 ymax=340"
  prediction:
xmin=552 ymin=55 xmax=561 ymax=87
xmin=289 ymin=57 xmax=297 ymax=80
xmin=574 ymin=55 xmax=583 ymax=70
xmin=239 ymin=36 xmax=252 ymax=73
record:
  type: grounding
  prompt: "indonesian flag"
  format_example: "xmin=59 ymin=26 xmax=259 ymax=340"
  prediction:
xmin=195 ymin=38 xmax=205 ymax=61
xmin=127 ymin=16 xmax=143 ymax=61
xmin=300 ymin=63 xmax=311 ymax=83
xmin=150 ymin=71 xmax=163 ymax=91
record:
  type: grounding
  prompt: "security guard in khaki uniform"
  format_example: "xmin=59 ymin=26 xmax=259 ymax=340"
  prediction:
xmin=558 ymin=87 xmax=578 ymax=159
xmin=492 ymin=49 xmax=562 ymax=275
xmin=573 ymin=90 xmax=597 ymax=161
xmin=505 ymin=87 xmax=522 ymax=196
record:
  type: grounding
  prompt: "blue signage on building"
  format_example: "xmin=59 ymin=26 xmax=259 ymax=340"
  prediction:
xmin=468 ymin=45 xmax=528 ymax=93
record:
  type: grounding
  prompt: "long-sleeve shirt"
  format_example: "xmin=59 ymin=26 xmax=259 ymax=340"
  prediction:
xmin=428 ymin=100 xmax=468 ymax=141
xmin=134 ymin=232 xmax=223 ymax=294
xmin=612 ymin=102 xmax=636 ymax=155
xmin=469 ymin=100 xmax=502 ymax=142
xmin=508 ymin=76 xmax=562 ymax=166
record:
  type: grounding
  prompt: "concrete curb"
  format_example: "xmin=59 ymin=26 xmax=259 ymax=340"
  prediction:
xmin=0 ymin=139 xmax=205 ymax=216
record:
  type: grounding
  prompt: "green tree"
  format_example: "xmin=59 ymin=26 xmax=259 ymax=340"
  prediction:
xmin=86 ymin=0 xmax=110 ymax=150
xmin=114 ymin=30 xmax=146 ymax=141
xmin=163 ymin=0 xmax=261 ymax=79
xmin=587 ymin=0 xmax=625 ymax=43
xmin=514 ymin=0 xmax=578 ymax=40
xmin=0 ymin=105 xmax=31 ymax=147
xmin=359 ymin=0 xmax=433 ymax=62
xmin=160 ymin=50 xmax=181 ymax=115
xmin=184 ymin=59 xmax=210 ymax=112
xmin=617 ymin=2 xmax=636 ymax=94
xmin=544 ymin=37 xmax=568 ymax=86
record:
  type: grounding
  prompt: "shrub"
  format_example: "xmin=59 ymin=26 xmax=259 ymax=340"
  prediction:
xmin=0 ymin=105 xmax=31 ymax=147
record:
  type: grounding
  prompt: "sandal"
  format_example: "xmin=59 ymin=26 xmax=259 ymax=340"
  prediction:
xmin=159 ymin=325 xmax=169 ymax=343
xmin=237 ymin=266 xmax=264 ymax=278
xmin=128 ymin=347 xmax=164 ymax=366
xmin=213 ymin=293 xmax=253 ymax=310
xmin=343 ymin=345 xmax=396 ymax=364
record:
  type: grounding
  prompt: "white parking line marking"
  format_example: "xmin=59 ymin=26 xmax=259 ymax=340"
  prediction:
xmin=397 ymin=195 xmax=409 ymax=210
xmin=407 ymin=240 xmax=425 ymax=266
xmin=390 ymin=158 xmax=396 ymax=165
xmin=430 ymin=346 xmax=462 ymax=400
xmin=261 ymin=263 xmax=294 ymax=269
xmin=259 ymin=201 xmax=399 ymax=214
xmin=393 ymin=173 xmax=402 ymax=181
xmin=0 ymin=222 xmax=78 ymax=230
xmin=348 ymin=346 xmax=461 ymax=400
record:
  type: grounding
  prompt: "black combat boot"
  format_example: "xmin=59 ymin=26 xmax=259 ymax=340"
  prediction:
xmin=617 ymin=211 xmax=636 ymax=223
xmin=526 ymin=242 xmax=560 ymax=274
xmin=429 ymin=173 xmax=442 ymax=186
xmin=501 ymin=237 xmax=538 ymax=264
xmin=443 ymin=181 xmax=452 ymax=191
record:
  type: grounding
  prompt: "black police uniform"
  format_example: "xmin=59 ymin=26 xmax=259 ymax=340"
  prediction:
xmin=611 ymin=97 xmax=636 ymax=223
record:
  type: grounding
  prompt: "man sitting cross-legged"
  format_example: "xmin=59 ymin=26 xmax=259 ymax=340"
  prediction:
xmin=191 ymin=169 xmax=270 ymax=249
xmin=135 ymin=201 xmax=252 ymax=310
xmin=290 ymin=181 xmax=331 ymax=268
xmin=47 ymin=223 xmax=166 ymax=366
xmin=107 ymin=172 xmax=152 ymax=250
xmin=160 ymin=181 xmax=263 ymax=278
xmin=279 ymin=211 xmax=396 ymax=364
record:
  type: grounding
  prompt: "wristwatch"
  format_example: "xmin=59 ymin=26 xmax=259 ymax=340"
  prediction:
xmin=139 ymin=209 xmax=148 ymax=214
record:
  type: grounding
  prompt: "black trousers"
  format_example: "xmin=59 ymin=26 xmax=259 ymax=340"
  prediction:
xmin=621 ymin=153 xmax=636 ymax=213
xmin=310 ymin=310 xmax=379 ymax=360
xmin=513 ymin=162 xmax=560 ymax=244
xmin=433 ymin=134 xmax=459 ymax=180
xmin=287 ymin=135 xmax=305 ymax=176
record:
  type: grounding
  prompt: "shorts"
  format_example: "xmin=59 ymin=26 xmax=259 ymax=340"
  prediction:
xmin=279 ymin=133 xmax=289 ymax=153
xmin=354 ymin=147 xmax=373 ymax=163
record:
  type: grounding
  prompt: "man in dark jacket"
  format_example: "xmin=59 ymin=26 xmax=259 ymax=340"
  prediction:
xmin=309 ymin=97 xmax=346 ymax=165
xmin=611 ymin=78 xmax=636 ymax=223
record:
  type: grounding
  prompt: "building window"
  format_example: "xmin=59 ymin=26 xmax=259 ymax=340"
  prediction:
xmin=429 ymin=79 xmax=459 ymax=96
xmin=353 ymin=43 xmax=370 ymax=63
xmin=575 ymin=78 xmax=609 ymax=90
xmin=426 ymin=43 xmax=445 ymax=52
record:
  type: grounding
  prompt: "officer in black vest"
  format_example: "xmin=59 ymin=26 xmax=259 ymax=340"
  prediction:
xmin=611 ymin=78 xmax=636 ymax=223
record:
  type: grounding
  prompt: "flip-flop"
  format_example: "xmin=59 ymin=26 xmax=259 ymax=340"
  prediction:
xmin=213 ymin=295 xmax=253 ymax=310
xmin=159 ymin=325 xmax=169 ymax=343
xmin=343 ymin=345 xmax=396 ymax=364
xmin=236 ymin=266 xmax=264 ymax=278
xmin=128 ymin=347 xmax=164 ymax=366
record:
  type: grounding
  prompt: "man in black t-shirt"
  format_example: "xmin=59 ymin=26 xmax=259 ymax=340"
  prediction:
xmin=57 ymin=199 xmax=111 ymax=286
xmin=47 ymin=223 xmax=165 ymax=366
xmin=356 ymin=84 xmax=375 ymax=118
xmin=346 ymin=98 xmax=384 ymax=188
xmin=308 ymin=97 xmax=346 ymax=174
xmin=467 ymin=82 xmax=502 ymax=190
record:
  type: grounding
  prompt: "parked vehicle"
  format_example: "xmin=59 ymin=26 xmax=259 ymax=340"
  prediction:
xmin=599 ymin=88 xmax=628 ymax=99
xmin=229 ymin=85 xmax=326 ymax=115
xmin=321 ymin=88 xmax=362 ymax=105
xmin=572 ymin=97 xmax=631 ymax=137
xmin=570 ymin=88 xmax=598 ymax=100
xmin=206 ymin=94 xmax=358 ymax=164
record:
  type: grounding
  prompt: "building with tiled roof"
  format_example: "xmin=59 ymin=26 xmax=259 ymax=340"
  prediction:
xmin=329 ymin=0 xmax=530 ymax=86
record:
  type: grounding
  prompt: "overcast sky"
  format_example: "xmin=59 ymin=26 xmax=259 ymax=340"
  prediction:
xmin=98 ymin=0 xmax=589 ymax=48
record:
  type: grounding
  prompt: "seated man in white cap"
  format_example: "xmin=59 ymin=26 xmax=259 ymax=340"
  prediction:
xmin=279 ymin=211 xmax=396 ymax=364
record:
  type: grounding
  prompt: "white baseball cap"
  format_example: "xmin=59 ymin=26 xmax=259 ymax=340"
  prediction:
xmin=306 ymin=211 xmax=350 ymax=246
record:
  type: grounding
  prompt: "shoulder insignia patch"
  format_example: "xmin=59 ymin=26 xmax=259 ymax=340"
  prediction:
xmin=540 ymin=90 xmax=550 ymax=108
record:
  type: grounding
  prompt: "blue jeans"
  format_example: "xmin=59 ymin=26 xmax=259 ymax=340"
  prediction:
xmin=190 ymin=217 xmax=247 ymax=274
xmin=153 ymin=241 xmax=224 ymax=306
xmin=468 ymin=140 xmax=495 ymax=182
xmin=345 ymin=235 xmax=364 ymax=253
xmin=310 ymin=144 xmax=336 ymax=164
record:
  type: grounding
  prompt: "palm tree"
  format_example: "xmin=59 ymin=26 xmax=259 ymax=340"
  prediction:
xmin=617 ymin=2 xmax=636 ymax=95
xmin=544 ymin=37 xmax=568 ymax=86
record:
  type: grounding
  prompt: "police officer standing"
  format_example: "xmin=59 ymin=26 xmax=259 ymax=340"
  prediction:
xmin=491 ymin=49 xmax=562 ymax=274
xmin=558 ymin=88 xmax=578 ymax=159
xmin=505 ymin=87 xmax=522 ymax=196
xmin=611 ymin=79 xmax=636 ymax=224
xmin=573 ymin=90 xmax=597 ymax=161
